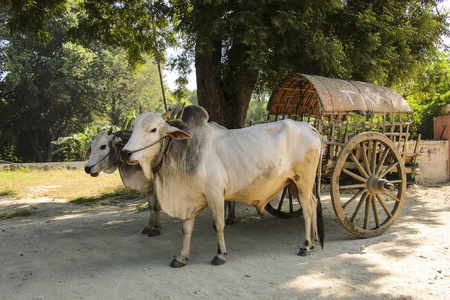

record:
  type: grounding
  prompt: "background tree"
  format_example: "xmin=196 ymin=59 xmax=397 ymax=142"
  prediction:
xmin=0 ymin=4 xmax=99 ymax=162
xmin=172 ymin=0 xmax=448 ymax=128
xmin=91 ymin=46 xmax=163 ymax=126
xmin=245 ymin=93 xmax=269 ymax=127
xmin=1 ymin=0 xmax=449 ymax=130
xmin=401 ymin=51 xmax=450 ymax=139
xmin=0 ymin=4 xmax=162 ymax=162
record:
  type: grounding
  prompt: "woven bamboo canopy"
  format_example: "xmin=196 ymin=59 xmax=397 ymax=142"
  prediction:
xmin=267 ymin=73 xmax=413 ymax=117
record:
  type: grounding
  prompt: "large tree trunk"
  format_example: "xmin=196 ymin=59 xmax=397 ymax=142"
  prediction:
xmin=222 ymin=88 xmax=254 ymax=129
xmin=195 ymin=40 xmax=227 ymax=126
xmin=27 ymin=129 xmax=55 ymax=162
xmin=195 ymin=41 xmax=258 ymax=129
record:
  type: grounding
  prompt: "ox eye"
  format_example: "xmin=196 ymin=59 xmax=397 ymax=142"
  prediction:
xmin=100 ymin=145 xmax=106 ymax=150
xmin=150 ymin=128 xmax=157 ymax=133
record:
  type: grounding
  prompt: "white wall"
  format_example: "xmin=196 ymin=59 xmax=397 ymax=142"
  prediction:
xmin=406 ymin=140 xmax=449 ymax=184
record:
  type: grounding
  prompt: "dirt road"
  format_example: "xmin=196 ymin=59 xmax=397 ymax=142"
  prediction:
xmin=1 ymin=183 xmax=449 ymax=299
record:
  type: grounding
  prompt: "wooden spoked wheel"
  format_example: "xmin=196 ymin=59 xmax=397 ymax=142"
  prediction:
xmin=265 ymin=184 xmax=302 ymax=218
xmin=331 ymin=132 xmax=406 ymax=238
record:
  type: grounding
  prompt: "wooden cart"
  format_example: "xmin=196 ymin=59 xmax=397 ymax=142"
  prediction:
xmin=264 ymin=73 xmax=420 ymax=238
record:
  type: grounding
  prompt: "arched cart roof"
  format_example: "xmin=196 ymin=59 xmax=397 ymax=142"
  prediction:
xmin=267 ymin=73 xmax=413 ymax=116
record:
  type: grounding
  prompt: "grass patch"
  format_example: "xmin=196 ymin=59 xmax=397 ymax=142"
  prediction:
xmin=0 ymin=208 xmax=33 ymax=219
xmin=70 ymin=188 xmax=144 ymax=206
xmin=0 ymin=168 xmax=146 ymax=209
xmin=0 ymin=168 xmax=125 ymax=200
xmin=0 ymin=190 xmax=14 ymax=197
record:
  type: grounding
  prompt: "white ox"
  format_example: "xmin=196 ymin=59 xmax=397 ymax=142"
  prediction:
xmin=84 ymin=129 xmax=162 ymax=236
xmin=121 ymin=105 xmax=324 ymax=267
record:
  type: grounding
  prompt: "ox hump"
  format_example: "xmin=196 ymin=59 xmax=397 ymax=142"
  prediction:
xmin=182 ymin=106 xmax=209 ymax=128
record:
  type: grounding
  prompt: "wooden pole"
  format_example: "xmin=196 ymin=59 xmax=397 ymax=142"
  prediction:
xmin=151 ymin=2 xmax=167 ymax=112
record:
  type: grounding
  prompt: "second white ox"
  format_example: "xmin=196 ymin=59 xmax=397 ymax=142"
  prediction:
xmin=85 ymin=129 xmax=161 ymax=236
xmin=121 ymin=105 xmax=323 ymax=267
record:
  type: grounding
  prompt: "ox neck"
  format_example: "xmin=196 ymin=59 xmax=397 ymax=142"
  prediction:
xmin=151 ymin=136 xmax=171 ymax=173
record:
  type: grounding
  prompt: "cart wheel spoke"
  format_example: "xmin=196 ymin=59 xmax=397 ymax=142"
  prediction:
xmin=360 ymin=142 xmax=372 ymax=175
xmin=343 ymin=189 xmax=366 ymax=210
xmin=288 ymin=188 xmax=294 ymax=213
xmin=277 ymin=187 xmax=287 ymax=211
xmin=350 ymin=192 xmax=368 ymax=223
xmin=349 ymin=152 xmax=369 ymax=178
xmin=363 ymin=195 xmax=371 ymax=229
xmin=376 ymin=193 xmax=393 ymax=218
xmin=342 ymin=168 xmax=367 ymax=183
xmin=379 ymin=162 xmax=399 ymax=178
xmin=265 ymin=184 xmax=302 ymax=219
xmin=371 ymin=195 xmax=380 ymax=228
xmin=339 ymin=183 xmax=367 ymax=189
xmin=381 ymin=190 xmax=401 ymax=202
xmin=370 ymin=141 xmax=378 ymax=174
xmin=375 ymin=147 xmax=390 ymax=176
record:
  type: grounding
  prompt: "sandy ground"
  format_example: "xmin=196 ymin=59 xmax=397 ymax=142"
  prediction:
xmin=1 ymin=183 xmax=449 ymax=300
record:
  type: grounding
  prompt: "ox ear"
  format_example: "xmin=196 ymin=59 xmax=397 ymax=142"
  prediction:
xmin=85 ymin=146 xmax=92 ymax=158
xmin=163 ymin=123 xmax=192 ymax=140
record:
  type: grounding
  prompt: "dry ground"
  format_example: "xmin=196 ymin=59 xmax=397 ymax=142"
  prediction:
xmin=0 ymin=182 xmax=449 ymax=299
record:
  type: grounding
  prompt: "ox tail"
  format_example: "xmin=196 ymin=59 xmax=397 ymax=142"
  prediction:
xmin=317 ymin=197 xmax=324 ymax=249
xmin=315 ymin=134 xmax=325 ymax=249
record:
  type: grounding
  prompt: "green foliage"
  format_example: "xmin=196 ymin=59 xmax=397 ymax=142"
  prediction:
xmin=172 ymin=0 xmax=448 ymax=90
xmin=245 ymin=94 xmax=269 ymax=127
xmin=51 ymin=109 xmax=137 ymax=161
xmin=72 ymin=0 xmax=177 ymax=68
xmin=51 ymin=127 xmax=97 ymax=161
xmin=0 ymin=4 xmax=99 ymax=162
xmin=91 ymin=47 xmax=163 ymax=125
xmin=0 ymin=0 xmax=67 ymax=43
xmin=1 ymin=0 xmax=448 ymax=131
xmin=402 ymin=51 xmax=450 ymax=139
xmin=0 ymin=3 xmax=163 ymax=162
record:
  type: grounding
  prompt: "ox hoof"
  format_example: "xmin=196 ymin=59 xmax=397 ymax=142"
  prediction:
xmin=170 ymin=258 xmax=186 ymax=268
xmin=298 ymin=247 xmax=311 ymax=256
xmin=225 ymin=218 xmax=234 ymax=225
xmin=211 ymin=256 xmax=226 ymax=266
xmin=147 ymin=229 xmax=161 ymax=237
xmin=141 ymin=227 xmax=151 ymax=234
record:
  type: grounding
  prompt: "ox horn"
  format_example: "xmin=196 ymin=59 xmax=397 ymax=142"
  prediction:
xmin=120 ymin=118 xmax=127 ymax=131
xmin=161 ymin=109 xmax=172 ymax=120
xmin=166 ymin=119 xmax=187 ymax=130
xmin=125 ymin=117 xmax=134 ymax=130
xmin=107 ymin=127 xmax=113 ymax=135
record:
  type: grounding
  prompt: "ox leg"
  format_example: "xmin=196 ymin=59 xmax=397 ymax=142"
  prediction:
xmin=295 ymin=184 xmax=314 ymax=257
xmin=210 ymin=199 xmax=227 ymax=265
xmin=225 ymin=201 xmax=235 ymax=225
xmin=170 ymin=217 xmax=196 ymax=268
xmin=141 ymin=194 xmax=162 ymax=237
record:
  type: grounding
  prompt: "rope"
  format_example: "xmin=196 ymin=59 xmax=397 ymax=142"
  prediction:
xmin=127 ymin=136 xmax=169 ymax=155
xmin=87 ymin=152 xmax=110 ymax=168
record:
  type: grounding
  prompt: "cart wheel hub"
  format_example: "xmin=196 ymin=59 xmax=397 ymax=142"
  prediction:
xmin=366 ymin=175 xmax=394 ymax=195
